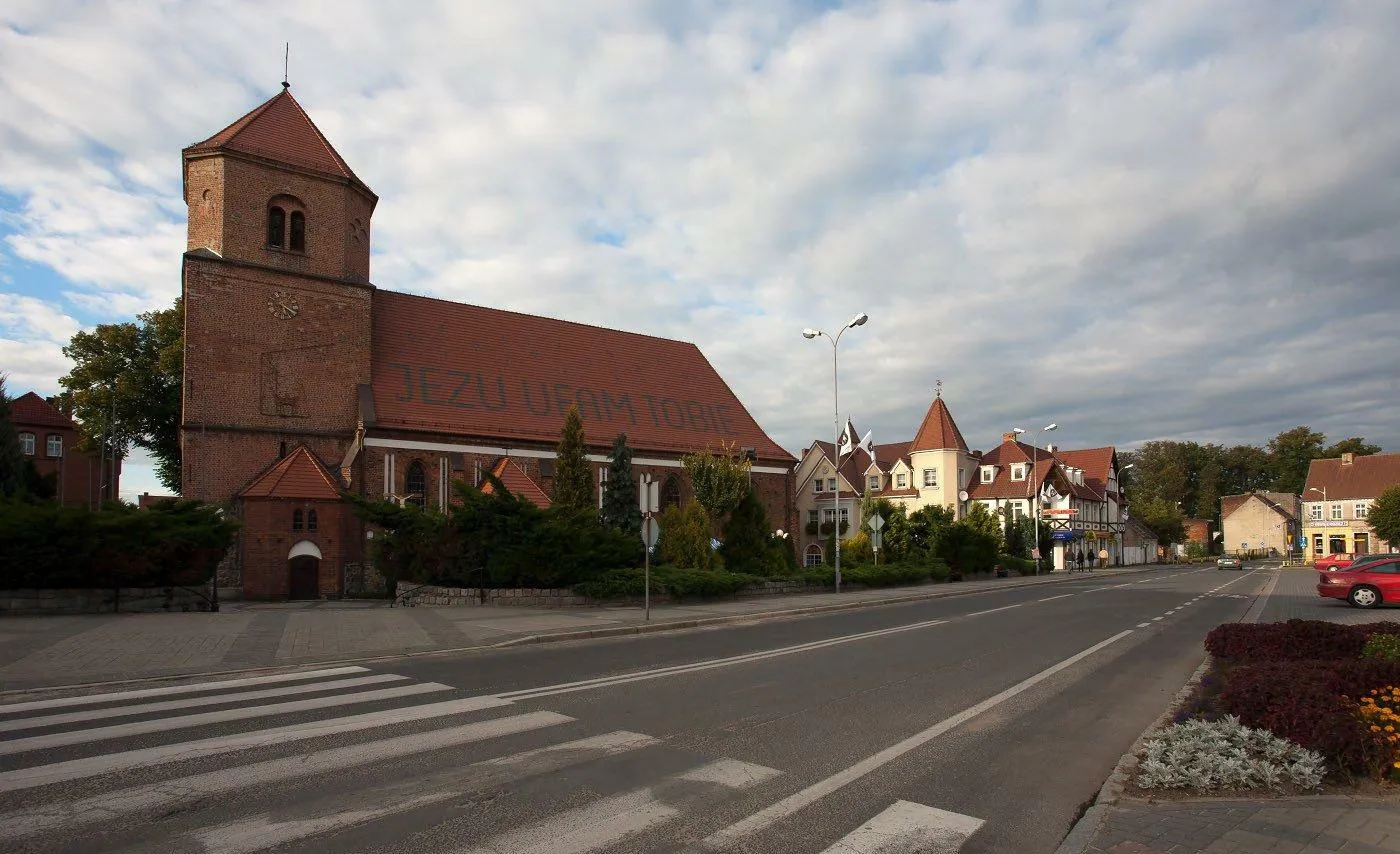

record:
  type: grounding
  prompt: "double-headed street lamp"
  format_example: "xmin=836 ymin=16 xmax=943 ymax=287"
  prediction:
xmin=1012 ymin=422 xmax=1058 ymax=575
xmin=1118 ymin=463 xmax=1135 ymax=564
xmin=803 ymin=312 xmax=868 ymax=593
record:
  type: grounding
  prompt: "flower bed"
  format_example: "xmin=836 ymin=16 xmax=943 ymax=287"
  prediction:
xmin=1163 ymin=620 xmax=1400 ymax=787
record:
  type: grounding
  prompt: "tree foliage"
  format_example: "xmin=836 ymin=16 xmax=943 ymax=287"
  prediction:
xmin=657 ymin=502 xmax=714 ymax=570
xmin=1368 ymin=486 xmax=1400 ymax=552
xmin=681 ymin=441 xmax=751 ymax=522
xmin=1133 ymin=496 xmax=1187 ymax=547
xmin=599 ymin=433 xmax=641 ymax=538
xmin=721 ymin=487 xmax=776 ymax=573
xmin=551 ymin=405 xmax=593 ymax=512
xmin=1324 ymin=437 xmax=1382 ymax=458
xmin=0 ymin=376 xmax=25 ymax=498
xmin=58 ymin=298 xmax=183 ymax=491
xmin=1267 ymin=426 xmax=1327 ymax=496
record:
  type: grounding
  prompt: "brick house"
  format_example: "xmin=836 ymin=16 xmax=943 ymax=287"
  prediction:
xmin=179 ymin=86 xmax=795 ymax=599
xmin=10 ymin=391 xmax=120 ymax=508
xmin=1302 ymin=452 xmax=1400 ymax=558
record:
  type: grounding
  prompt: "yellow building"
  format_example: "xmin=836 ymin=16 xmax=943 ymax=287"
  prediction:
xmin=1301 ymin=452 xmax=1400 ymax=559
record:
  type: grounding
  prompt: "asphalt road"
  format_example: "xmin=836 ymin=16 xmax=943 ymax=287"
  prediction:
xmin=0 ymin=563 xmax=1275 ymax=854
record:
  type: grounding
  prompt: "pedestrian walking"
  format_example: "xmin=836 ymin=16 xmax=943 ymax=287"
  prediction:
xmin=1075 ymin=548 xmax=1084 ymax=572
xmin=1098 ymin=547 xmax=1109 ymax=569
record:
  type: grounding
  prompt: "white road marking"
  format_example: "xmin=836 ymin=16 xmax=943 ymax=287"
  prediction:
xmin=0 ymin=666 xmax=371 ymax=715
xmin=498 ymin=618 xmax=950 ymax=701
xmin=1038 ymin=594 xmax=1073 ymax=603
xmin=701 ymin=629 xmax=1135 ymax=850
xmin=819 ymin=800 xmax=985 ymax=854
xmin=1152 ymin=617 xmax=1163 ymax=622
xmin=0 ymin=711 xmax=573 ymax=842
xmin=0 ymin=682 xmax=453 ymax=756
xmin=0 ymin=695 xmax=512 ymax=793
xmin=0 ymin=673 xmax=408 ymax=732
xmin=963 ymin=603 xmax=1026 ymax=617
xmin=1136 ymin=623 xmax=1151 ymax=628
xmin=454 ymin=758 xmax=780 ymax=854
xmin=192 ymin=730 xmax=659 ymax=854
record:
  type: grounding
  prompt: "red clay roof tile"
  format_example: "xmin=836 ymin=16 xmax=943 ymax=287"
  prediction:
xmin=481 ymin=457 xmax=552 ymax=509
xmin=1305 ymin=453 xmax=1400 ymax=501
xmin=186 ymin=89 xmax=373 ymax=196
xmin=9 ymin=392 xmax=73 ymax=428
xmin=370 ymin=290 xmax=793 ymax=463
xmin=241 ymin=446 xmax=342 ymax=500
xmin=909 ymin=397 xmax=968 ymax=453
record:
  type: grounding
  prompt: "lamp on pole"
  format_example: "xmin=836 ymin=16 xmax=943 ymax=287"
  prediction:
xmin=1118 ymin=463 xmax=1135 ymax=565
xmin=1013 ymin=423 xmax=1057 ymax=574
xmin=803 ymin=312 xmax=868 ymax=594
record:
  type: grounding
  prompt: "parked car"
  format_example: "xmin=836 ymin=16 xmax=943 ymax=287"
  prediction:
xmin=1313 ymin=553 xmax=1354 ymax=572
xmin=1216 ymin=555 xmax=1244 ymax=569
xmin=1316 ymin=558 xmax=1400 ymax=608
xmin=1341 ymin=553 xmax=1399 ymax=571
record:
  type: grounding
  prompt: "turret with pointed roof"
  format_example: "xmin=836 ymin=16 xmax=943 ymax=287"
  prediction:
xmin=182 ymin=87 xmax=376 ymax=282
xmin=909 ymin=395 xmax=969 ymax=453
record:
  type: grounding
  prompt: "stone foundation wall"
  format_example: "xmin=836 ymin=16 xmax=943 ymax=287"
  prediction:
xmin=344 ymin=563 xmax=388 ymax=596
xmin=2 ymin=587 xmax=213 ymax=615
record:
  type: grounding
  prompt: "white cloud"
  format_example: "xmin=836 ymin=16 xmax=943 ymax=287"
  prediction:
xmin=1 ymin=0 xmax=1398 ymax=464
xmin=0 ymin=293 xmax=79 ymax=391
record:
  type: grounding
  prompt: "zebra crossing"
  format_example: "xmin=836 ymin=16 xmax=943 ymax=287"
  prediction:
xmin=0 ymin=665 xmax=985 ymax=853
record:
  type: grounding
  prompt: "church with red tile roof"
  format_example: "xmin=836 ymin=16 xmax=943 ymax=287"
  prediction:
xmin=180 ymin=86 xmax=795 ymax=599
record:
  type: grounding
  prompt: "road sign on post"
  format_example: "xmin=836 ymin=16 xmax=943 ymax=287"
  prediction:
xmin=642 ymin=517 xmax=660 ymax=549
xmin=867 ymin=513 xmax=885 ymax=565
xmin=639 ymin=474 xmax=660 ymax=621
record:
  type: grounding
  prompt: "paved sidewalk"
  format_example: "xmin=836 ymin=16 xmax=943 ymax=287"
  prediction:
xmin=0 ymin=564 xmax=1162 ymax=692
xmin=1063 ymin=567 xmax=1400 ymax=854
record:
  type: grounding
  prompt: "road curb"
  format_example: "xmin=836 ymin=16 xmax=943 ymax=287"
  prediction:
xmin=0 ymin=564 xmax=1177 ymax=700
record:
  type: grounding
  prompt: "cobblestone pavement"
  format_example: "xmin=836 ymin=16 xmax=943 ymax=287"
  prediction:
xmin=1066 ymin=565 xmax=1400 ymax=854
xmin=0 ymin=564 xmax=1161 ymax=692
xmin=1086 ymin=797 xmax=1400 ymax=854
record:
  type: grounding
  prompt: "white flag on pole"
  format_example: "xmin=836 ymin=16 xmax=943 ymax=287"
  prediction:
xmin=837 ymin=421 xmax=855 ymax=457
xmin=858 ymin=429 xmax=874 ymax=457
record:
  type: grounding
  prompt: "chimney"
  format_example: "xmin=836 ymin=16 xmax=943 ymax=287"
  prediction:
xmin=1002 ymin=431 xmax=1018 ymax=444
xmin=1342 ymin=452 xmax=1354 ymax=465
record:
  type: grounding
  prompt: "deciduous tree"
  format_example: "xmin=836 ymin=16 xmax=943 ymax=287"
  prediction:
xmin=1267 ymin=426 xmax=1326 ymax=495
xmin=1323 ymin=437 xmax=1382 ymax=458
xmin=58 ymin=298 xmax=183 ymax=491
xmin=681 ymin=441 xmax=751 ymax=523
xmin=1367 ymin=487 xmax=1400 ymax=552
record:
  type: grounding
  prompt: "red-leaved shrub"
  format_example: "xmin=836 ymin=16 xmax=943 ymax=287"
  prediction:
xmin=1204 ymin=620 xmax=1400 ymax=664
xmin=1217 ymin=659 xmax=1400 ymax=777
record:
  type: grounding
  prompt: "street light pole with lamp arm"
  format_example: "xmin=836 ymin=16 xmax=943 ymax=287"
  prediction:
xmin=803 ymin=312 xmax=869 ymax=594
xmin=1118 ymin=463 xmax=1136 ymax=565
xmin=1013 ymin=423 xmax=1058 ymax=575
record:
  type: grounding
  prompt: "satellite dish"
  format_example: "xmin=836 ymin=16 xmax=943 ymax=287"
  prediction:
xmin=958 ymin=490 xmax=969 ymax=501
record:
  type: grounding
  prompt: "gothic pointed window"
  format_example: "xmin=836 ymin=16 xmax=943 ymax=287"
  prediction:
xmin=307 ymin=509 xmax=318 ymax=532
xmin=289 ymin=211 xmax=305 ymax=251
xmin=267 ymin=206 xmax=286 ymax=248
xmin=405 ymin=461 xmax=427 ymax=507
xmin=661 ymin=475 xmax=681 ymax=509
xmin=292 ymin=508 xmax=304 ymax=531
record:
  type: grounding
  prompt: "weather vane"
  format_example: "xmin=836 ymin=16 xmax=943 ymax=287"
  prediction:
xmin=935 ymin=379 xmax=943 ymax=399
xmin=282 ymin=43 xmax=290 ymax=89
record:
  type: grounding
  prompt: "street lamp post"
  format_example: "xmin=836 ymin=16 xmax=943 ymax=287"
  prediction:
xmin=803 ymin=312 xmax=869 ymax=594
xmin=1013 ymin=423 xmax=1057 ymax=575
xmin=1118 ymin=463 xmax=1135 ymax=565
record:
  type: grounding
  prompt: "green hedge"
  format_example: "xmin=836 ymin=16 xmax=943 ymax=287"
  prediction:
xmin=0 ymin=499 xmax=237 ymax=589
xmin=998 ymin=555 xmax=1037 ymax=576
xmin=571 ymin=565 xmax=764 ymax=599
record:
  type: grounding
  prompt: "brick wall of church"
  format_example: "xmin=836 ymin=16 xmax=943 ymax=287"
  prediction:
xmin=241 ymin=499 xmax=351 ymax=598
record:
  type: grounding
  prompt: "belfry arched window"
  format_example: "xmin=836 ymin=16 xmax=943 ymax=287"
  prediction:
xmin=307 ymin=509 xmax=318 ymax=531
xmin=289 ymin=211 xmax=305 ymax=251
xmin=292 ymin=508 xmax=304 ymax=531
xmin=405 ymin=461 xmax=427 ymax=508
xmin=267 ymin=206 xmax=286 ymax=248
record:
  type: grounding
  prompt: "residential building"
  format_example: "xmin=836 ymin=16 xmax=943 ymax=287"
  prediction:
xmin=179 ymin=86 xmax=795 ymax=599
xmin=1302 ymin=452 xmax=1400 ymax=558
xmin=10 ymin=391 xmax=121 ymax=508
xmin=1219 ymin=492 xmax=1299 ymax=557
xmin=1121 ymin=517 xmax=1160 ymax=565
xmin=793 ymin=392 xmax=1131 ymax=569
xmin=1183 ymin=518 xmax=1213 ymax=547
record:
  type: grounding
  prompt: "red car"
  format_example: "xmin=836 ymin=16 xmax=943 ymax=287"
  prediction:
xmin=1317 ymin=557 xmax=1400 ymax=608
xmin=1313 ymin=553 xmax=1354 ymax=571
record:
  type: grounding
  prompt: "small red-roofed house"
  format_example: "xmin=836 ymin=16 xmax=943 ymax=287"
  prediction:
xmin=9 ymin=391 xmax=120 ymax=508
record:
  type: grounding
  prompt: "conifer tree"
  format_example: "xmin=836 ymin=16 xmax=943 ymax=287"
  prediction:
xmin=721 ymin=487 xmax=772 ymax=572
xmin=600 ymin=433 xmax=642 ymax=537
xmin=551 ymin=405 xmax=593 ymax=512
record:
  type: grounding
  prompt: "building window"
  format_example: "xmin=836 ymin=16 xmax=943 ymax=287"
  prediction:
xmin=1309 ymin=504 xmax=1322 ymax=521
xmin=823 ymin=508 xmax=836 ymax=524
xmin=828 ymin=477 xmax=837 ymax=492
xmin=18 ymin=432 xmax=35 ymax=456
xmin=807 ymin=509 xmax=818 ymax=525
xmin=1312 ymin=534 xmax=1323 ymax=556
xmin=46 ymin=434 xmax=63 ymax=457
xmin=1355 ymin=502 xmax=1369 ymax=519
xmin=804 ymin=544 xmax=824 ymax=567
xmin=289 ymin=211 xmax=306 ymax=252
xmin=812 ymin=479 xmax=822 ymax=494
xmin=839 ymin=508 xmax=849 ymax=524
xmin=405 ymin=461 xmax=427 ymax=507
xmin=895 ymin=473 xmax=907 ymax=488
xmin=307 ymin=509 xmax=318 ymax=532
xmin=1330 ymin=503 xmax=1343 ymax=521
xmin=922 ymin=468 xmax=937 ymax=488
xmin=1011 ymin=464 xmax=1026 ymax=481
xmin=1328 ymin=534 xmax=1346 ymax=554
xmin=660 ymin=475 xmax=681 ymax=509
xmin=292 ymin=509 xmax=304 ymax=531
xmin=267 ymin=205 xmax=286 ymax=248
xmin=980 ymin=467 xmax=994 ymax=483
xmin=868 ymin=475 xmax=880 ymax=490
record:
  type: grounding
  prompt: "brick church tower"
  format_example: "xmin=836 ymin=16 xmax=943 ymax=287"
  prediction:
xmin=181 ymin=85 xmax=377 ymax=596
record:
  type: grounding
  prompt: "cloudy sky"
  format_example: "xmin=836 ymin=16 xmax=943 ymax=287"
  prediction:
xmin=3 ymin=0 xmax=1398 ymax=500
